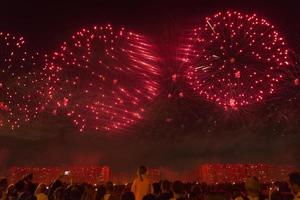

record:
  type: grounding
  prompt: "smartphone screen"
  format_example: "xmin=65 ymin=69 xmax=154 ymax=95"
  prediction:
xmin=64 ymin=171 xmax=70 ymax=175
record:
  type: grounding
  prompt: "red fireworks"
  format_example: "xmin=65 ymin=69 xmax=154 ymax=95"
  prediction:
xmin=46 ymin=24 xmax=160 ymax=132
xmin=180 ymin=11 xmax=290 ymax=110
xmin=0 ymin=33 xmax=48 ymax=129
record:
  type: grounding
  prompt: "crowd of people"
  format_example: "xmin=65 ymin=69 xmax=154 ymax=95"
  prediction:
xmin=0 ymin=166 xmax=300 ymax=200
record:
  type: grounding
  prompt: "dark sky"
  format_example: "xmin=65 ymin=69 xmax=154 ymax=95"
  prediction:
xmin=1 ymin=0 xmax=300 ymax=50
xmin=1 ymin=0 xmax=300 ymax=174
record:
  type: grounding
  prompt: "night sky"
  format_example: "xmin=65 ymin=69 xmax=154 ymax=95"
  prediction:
xmin=1 ymin=0 xmax=300 ymax=174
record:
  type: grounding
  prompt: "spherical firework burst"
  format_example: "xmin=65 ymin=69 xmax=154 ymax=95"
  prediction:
xmin=180 ymin=11 xmax=290 ymax=110
xmin=0 ymin=32 xmax=49 ymax=130
xmin=46 ymin=24 xmax=160 ymax=133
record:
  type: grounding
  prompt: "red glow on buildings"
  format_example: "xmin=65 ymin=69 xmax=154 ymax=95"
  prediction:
xmin=197 ymin=164 xmax=296 ymax=183
xmin=8 ymin=166 xmax=110 ymax=184
xmin=7 ymin=164 xmax=296 ymax=184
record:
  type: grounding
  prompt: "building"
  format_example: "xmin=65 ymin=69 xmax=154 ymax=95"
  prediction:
xmin=8 ymin=166 xmax=111 ymax=184
xmin=198 ymin=164 xmax=295 ymax=184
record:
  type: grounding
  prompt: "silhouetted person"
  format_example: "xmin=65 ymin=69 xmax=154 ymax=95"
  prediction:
xmin=0 ymin=178 xmax=8 ymax=200
xmin=95 ymin=185 xmax=106 ymax=200
xmin=7 ymin=184 xmax=15 ymax=200
xmin=171 ymin=181 xmax=185 ymax=200
xmin=152 ymin=183 xmax=160 ymax=198
xmin=232 ymin=190 xmax=244 ymax=200
xmin=49 ymin=180 xmax=63 ymax=200
xmin=34 ymin=184 xmax=48 ymax=200
xmin=11 ymin=181 xmax=25 ymax=200
xmin=68 ymin=185 xmax=83 ymax=200
xmin=189 ymin=185 xmax=202 ymax=200
xmin=288 ymin=172 xmax=300 ymax=200
xmin=143 ymin=194 xmax=157 ymax=200
xmin=53 ymin=187 xmax=65 ymax=200
xmin=206 ymin=193 xmax=228 ymax=200
xmin=158 ymin=180 xmax=172 ymax=200
xmin=81 ymin=184 xmax=95 ymax=200
xmin=121 ymin=192 xmax=135 ymax=200
xmin=244 ymin=177 xmax=265 ymax=200
xmin=104 ymin=182 xmax=118 ymax=200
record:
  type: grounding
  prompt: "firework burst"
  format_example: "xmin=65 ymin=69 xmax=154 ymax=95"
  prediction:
xmin=46 ymin=24 xmax=160 ymax=133
xmin=179 ymin=11 xmax=290 ymax=110
xmin=0 ymin=32 xmax=49 ymax=130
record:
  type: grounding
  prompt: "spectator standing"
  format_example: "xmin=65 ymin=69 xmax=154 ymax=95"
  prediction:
xmin=131 ymin=166 xmax=152 ymax=200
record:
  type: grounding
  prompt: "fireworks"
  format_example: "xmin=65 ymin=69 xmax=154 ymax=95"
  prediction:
xmin=180 ymin=11 xmax=290 ymax=110
xmin=46 ymin=24 xmax=160 ymax=132
xmin=0 ymin=12 xmax=298 ymax=134
xmin=0 ymin=33 xmax=48 ymax=130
